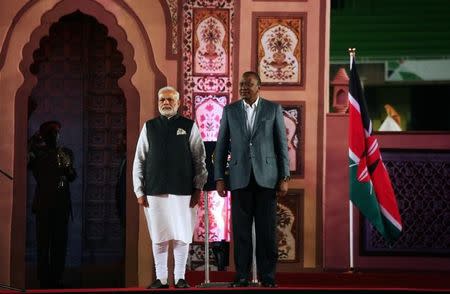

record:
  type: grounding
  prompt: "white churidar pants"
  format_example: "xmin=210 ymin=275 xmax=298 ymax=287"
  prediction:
xmin=144 ymin=194 xmax=198 ymax=283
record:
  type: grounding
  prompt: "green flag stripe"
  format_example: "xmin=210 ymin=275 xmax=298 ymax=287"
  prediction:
xmin=349 ymin=157 xmax=386 ymax=237
xmin=349 ymin=157 xmax=401 ymax=240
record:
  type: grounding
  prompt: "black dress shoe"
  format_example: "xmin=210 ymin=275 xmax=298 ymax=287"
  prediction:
xmin=261 ymin=281 xmax=277 ymax=288
xmin=147 ymin=279 xmax=169 ymax=289
xmin=175 ymin=279 xmax=190 ymax=288
xmin=230 ymin=278 xmax=249 ymax=287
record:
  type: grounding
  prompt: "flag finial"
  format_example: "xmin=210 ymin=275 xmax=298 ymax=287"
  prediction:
xmin=348 ymin=48 xmax=356 ymax=57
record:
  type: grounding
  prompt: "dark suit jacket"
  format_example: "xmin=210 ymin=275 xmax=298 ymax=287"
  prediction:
xmin=214 ymin=98 xmax=290 ymax=190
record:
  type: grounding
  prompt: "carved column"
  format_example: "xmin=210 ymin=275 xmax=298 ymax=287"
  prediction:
xmin=331 ymin=67 xmax=349 ymax=113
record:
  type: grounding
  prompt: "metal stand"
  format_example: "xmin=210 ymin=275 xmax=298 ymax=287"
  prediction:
xmin=197 ymin=191 xmax=260 ymax=288
xmin=197 ymin=191 xmax=231 ymax=288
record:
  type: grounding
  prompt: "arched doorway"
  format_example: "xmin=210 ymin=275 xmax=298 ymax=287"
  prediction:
xmin=26 ymin=11 xmax=126 ymax=288
xmin=4 ymin=0 xmax=168 ymax=287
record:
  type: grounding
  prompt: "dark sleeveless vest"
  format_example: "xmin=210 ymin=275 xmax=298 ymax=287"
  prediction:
xmin=144 ymin=115 xmax=194 ymax=195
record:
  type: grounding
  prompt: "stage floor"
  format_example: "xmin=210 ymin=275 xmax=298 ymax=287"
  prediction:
xmin=3 ymin=271 xmax=450 ymax=293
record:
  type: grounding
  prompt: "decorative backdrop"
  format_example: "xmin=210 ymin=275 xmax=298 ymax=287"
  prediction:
xmin=256 ymin=15 xmax=304 ymax=86
xmin=165 ymin=0 xmax=179 ymax=56
xmin=193 ymin=9 xmax=229 ymax=76
xmin=362 ymin=151 xmax=450 ymax=256
xmin=280 ymin=101 xmax=305 ymax=178
xmin=193 ymin=93 xmax=227 ymax=142
xmin=277 ymin=189 xmax=303 ymax=262
xmin=181 ymin=0 xmax=236 ymax=251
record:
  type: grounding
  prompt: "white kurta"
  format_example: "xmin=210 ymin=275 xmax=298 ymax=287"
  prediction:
xmin=133 ymin=118 xmax=208 ymax=244
xmin=143 ymin=194 xmax=198 ymax=243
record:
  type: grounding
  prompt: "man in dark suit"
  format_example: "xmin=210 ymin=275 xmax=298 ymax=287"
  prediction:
xmin=214 ymin=71 xmax=290 ymax=288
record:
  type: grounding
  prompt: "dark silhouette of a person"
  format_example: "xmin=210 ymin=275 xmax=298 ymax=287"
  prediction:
xmin=28 ymin=121 xmax=77 ymax=288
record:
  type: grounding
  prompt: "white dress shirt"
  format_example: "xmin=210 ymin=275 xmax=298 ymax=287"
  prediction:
xmin=242 ymin=97 xmax=260 ymax=133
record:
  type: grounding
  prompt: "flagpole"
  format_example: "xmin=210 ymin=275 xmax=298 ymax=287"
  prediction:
xmin=197 ymin=191 xmax=232 ymax=288
xmin=348 ymin=47 xmax=356 ymax=272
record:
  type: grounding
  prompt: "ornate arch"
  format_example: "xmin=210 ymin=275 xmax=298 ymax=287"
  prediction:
xmin=5 ymin=0 xmax=167 ymax=287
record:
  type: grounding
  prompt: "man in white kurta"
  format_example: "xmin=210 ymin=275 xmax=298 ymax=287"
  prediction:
xmin=133 ymin=86 xmax=207 ymax=289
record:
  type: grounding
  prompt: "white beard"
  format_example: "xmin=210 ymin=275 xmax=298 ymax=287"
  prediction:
xmin=159 ymin=107 xmax=178 ymax=117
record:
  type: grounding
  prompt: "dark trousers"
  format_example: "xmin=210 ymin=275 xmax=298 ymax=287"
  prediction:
xmin=231 ymin=173 xmax=277 ymax=283
xmin=36 ymin=207 xmax=69 ymax=288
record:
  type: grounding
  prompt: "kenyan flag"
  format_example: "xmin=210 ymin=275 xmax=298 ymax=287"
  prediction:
xmin=348 ymin=57 xmax=402 ymax=241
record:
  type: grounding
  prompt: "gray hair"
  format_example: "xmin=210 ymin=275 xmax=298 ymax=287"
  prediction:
xmin=158 ymin=86 xmax=180 ymax=100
